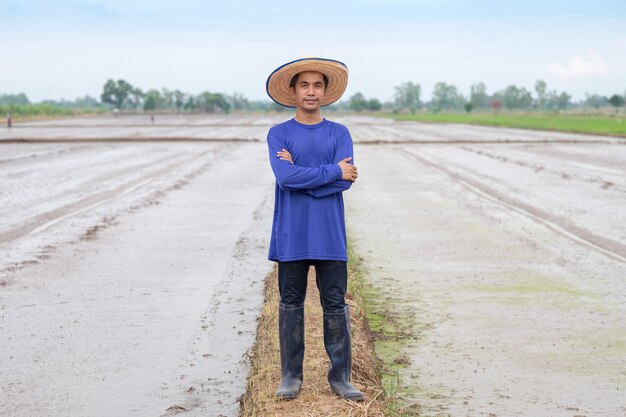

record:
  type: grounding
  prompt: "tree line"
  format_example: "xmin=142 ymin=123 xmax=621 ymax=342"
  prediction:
xmin=101 ymin=79 xmax=234 ymax=113
xmin=2 ymin=79 xmax=624 ymax=115
xmin=346 ymin=80 xmax=625 ymax=113
xmin=99 ymin=79 xmax=284 ymax=113
xmin=1 ymin=80 xmax=276 ymax=115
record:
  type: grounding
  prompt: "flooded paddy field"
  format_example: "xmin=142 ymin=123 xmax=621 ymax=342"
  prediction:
xmin=1 ymin=115 xmax=624 ymax=416
xmin=0 ymin=122 xmax=276 ymax=416
xmin=347 ymin=141 xmax=626 ymax=416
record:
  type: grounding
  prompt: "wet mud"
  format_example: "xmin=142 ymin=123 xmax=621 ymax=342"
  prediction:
xmin=1 ymin=137 xmax=275 ymax=416
xmin=346 ymin=143 xmax=626 ymax=417
xmin=2 ymin=115 xmax=624 ymax=416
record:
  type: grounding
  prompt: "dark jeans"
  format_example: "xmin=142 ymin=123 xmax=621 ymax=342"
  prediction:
xmin=278 ymin=260 xmax=347 ymax=311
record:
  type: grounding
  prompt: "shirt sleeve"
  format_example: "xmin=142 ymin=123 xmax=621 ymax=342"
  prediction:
xmin=305 ymin=129 xmax=355 ymax=198
xmin=267 ymin=129 xmax=342 ymax=190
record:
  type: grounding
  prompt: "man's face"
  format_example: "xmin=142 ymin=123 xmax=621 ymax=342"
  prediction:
xmin=291 ymin=71 xmax=326 ymax=111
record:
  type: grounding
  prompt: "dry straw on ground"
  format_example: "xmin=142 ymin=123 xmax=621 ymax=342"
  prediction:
xmin=239 ymin=265 xmax=387 ymax=417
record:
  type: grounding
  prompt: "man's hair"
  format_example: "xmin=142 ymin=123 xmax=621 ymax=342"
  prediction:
xmin=289 ymin=72 xmax=329 ymax=89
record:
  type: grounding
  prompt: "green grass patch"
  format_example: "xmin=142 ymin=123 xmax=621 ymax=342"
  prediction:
xmin=1 ymin=104 xmax=106 ymax=121
xmin=348 ymin=243 xmax=421 ymax=416
xmin=383 ymin=112 xmax=626 ymax=137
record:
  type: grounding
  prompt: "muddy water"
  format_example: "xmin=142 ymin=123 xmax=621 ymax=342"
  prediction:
xmin=0 ymin=142 xmax=228 ymax=270
xmin=1 ymin=141 xmax=275 ymax=417
xmin=346 ymin=144 xmax=626 ymax=417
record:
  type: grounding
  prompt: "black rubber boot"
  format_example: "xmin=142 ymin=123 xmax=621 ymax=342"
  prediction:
xmin=275 ymin=302 xmax=305 ymax=400
xmin=323 ymin=305 xmax=364 ymax=401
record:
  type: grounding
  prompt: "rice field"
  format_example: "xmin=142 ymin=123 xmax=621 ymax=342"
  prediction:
xmin=385 ymin=112 xmax=626 ymax=137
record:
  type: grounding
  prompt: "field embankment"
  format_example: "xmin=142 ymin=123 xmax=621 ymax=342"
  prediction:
xmin=239 ymin=256 xmax=401 ymax=417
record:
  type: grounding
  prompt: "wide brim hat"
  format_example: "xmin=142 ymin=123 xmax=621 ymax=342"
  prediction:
xmin=266 ymin=57 xmax=349 ymax=108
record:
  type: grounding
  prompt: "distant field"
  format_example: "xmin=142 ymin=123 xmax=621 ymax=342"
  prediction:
xmin=384 ymin=112 xmax=626 ymax=137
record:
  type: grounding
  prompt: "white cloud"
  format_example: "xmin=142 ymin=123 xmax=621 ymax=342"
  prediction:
xmin=546 ymin=54 xmax=608 ymax=77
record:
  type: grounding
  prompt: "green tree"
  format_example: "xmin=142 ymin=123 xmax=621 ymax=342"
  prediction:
xmin=229 ymin=93 xmax=250 ymax=111
xmin=608 ymin=94 xmax=625 ymax=110
xmin=143 ymin=89 xmax=162 ymax=111
xmin=469 ymin=82 xmax=488 ymax=109
xmin=394 ymin=82 xmax=421 ymax=112
xmin=197 ymin=91 xmax=230 ymax=113
xmin=368 ymin=98 xmax=382 ymax=111
xmin=535 ymin=80 xmax=547 ymax=109
xmin=557 ymin=92 xmax=571 ymax=110
xmin=464 ymin=103 xmax=473 ymax=113
xmin=502 ymin=85 xmax=532 ymax=111
xmin=126 ymin=87 xmax=143 ymax=110
xmin=173 ymin=90 xmax=186 ymax=112
xmin=431 ymin=82 xmax=462 ymax=111
xmin=585 ymin=94 xmax=607 ymax=112
xmin=502 ymin=85 xmax=519 ymax=111
xmin=519 ymin=88 xmax=533 ymax=109
xmin=101 ymin=79 xmax=141 ymax=110
xmin=184 ymin=95 xmax=197 ymax=111
xmin=547 ymin=91 xmax=571 ymax=110
xmin=349 ymin=93 xmax=369 ymax=112
xmin=72 ymin=95 xmax=100 ymax=108
xmin=0 ymin=93 xmax=30 ymax=105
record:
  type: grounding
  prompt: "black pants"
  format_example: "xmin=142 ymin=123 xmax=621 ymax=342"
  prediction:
xmin=278 ymin=260 xmax=347 ymax=311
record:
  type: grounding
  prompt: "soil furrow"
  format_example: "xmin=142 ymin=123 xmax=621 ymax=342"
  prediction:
xmin=0 ymin=147 xmax=223 ymax=246
xmin=403 ymin=149 xmax=626 ymax=262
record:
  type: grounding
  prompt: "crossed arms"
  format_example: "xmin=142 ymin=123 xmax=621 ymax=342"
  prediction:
xmin=267 ymin=132 xmax=358 ymax=198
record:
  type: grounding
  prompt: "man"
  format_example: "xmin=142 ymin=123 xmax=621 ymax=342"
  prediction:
xmin=265 ymin=57 xmax=364 ymax=402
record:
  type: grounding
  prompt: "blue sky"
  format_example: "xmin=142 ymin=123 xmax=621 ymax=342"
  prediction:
xmin=1 ymin=0 xmax=625 ymax=103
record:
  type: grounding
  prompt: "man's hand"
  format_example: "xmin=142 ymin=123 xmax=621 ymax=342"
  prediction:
xmin=338 ymin=157 xmax=358 ymax=182
xmin=277 ymin=148 xmax=294 ymax=164
xmin=278 ymin=151 xmax=357 ymax=182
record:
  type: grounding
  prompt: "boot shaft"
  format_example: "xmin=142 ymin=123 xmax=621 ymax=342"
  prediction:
xmin=279 ymin=302 xmax=305 ymax=376
xmin=323 ymin=305 xmax=352 ymax=382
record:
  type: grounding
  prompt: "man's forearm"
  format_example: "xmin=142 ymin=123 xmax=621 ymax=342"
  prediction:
xmin=305 ymin=180 xmax=352 ymax=198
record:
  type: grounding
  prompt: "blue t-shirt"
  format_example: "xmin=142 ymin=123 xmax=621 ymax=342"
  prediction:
xmin=267 ymin=117 xmax=354 ymax=262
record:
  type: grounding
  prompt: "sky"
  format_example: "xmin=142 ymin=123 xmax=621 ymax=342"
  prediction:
xmin=1 ymin=0 xmax=625 ymax=103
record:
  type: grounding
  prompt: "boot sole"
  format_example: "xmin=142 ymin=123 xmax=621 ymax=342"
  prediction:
xmin=275 ymin=392 xmax=298 ymax=400
xmin=330 ymin=386 xmax=364 ymax=402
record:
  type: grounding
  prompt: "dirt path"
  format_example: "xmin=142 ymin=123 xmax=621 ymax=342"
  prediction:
xmin=240 ymin=267 xmax=385 ymax=417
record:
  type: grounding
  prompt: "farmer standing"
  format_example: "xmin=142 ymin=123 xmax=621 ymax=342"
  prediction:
xmin=6 ymin=112 xmax=12 ymax=128
xmin=265 ymin=57 xmax=363 ymax=401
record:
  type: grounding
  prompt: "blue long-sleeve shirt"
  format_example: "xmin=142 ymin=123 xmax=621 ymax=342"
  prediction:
xmin=267 ymin=117 xmax=354 ymax=262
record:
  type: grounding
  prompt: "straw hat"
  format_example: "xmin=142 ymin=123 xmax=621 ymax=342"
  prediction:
xmin=266 ymin=57 xmax=349 ymax=108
